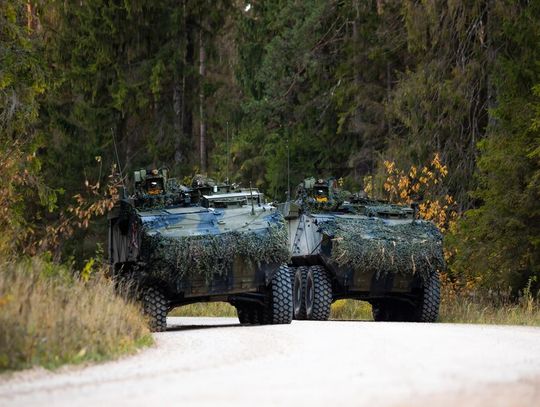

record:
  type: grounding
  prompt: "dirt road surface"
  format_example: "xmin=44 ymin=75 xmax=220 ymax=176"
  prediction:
xmin=1 ymin=317 xmax=540 ymax=406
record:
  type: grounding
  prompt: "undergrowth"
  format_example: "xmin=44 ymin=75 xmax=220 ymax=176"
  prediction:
xmin=0 ymin=258 xmax=152 ymax=372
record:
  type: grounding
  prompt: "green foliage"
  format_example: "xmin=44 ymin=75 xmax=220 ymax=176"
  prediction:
xmin=2 ymin=0 xmax=540 ymax=296
xmin=449 ymin=1 xmax=540 ymax=292
xmin=0 ymin=0 xmax=60 ymax=255
xmin=0 ymin=1 xmax=45 ymax=138
xmin=0 ymin=257 xmax=151 ymax=371
xmin=230 ymin=0 xmax=353 ymax=198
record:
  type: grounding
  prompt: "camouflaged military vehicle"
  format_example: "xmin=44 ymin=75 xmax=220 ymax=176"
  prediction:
xmin=108 ymin=168 xmax=292 ymax=331
xmin=281 ymin=177 xmax=443 ymax=322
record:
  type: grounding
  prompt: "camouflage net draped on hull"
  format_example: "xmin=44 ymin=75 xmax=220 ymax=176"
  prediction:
xmin=140 ymin=223 xmax=289 ymax=283
xmin=318 ymin=218 xmax=444 ymax=280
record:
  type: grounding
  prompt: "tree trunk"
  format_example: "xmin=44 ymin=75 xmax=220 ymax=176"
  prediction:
xmin=174 ymin=0 xmax=187 ymax=165
xmin=199 ymin=31 xmax=207 ymax=173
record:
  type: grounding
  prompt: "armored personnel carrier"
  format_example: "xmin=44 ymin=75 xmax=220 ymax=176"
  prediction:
xmin=108 ymin=168 xmax=292 ymax=331
xmin=282 ymin=177 xmax=444 ymax=322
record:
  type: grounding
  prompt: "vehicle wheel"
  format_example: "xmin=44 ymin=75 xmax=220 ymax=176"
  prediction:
xmin=142 ymin=286 xmax=168 ymax=332
xmin=371 ymin=303 xmax=386 ymax=321
xmin=236 ymin=304 xmax=263 ymax=324
xmin=293 ymin=266 xmax=308 ymax=320
xmin=265 ymin=264 xmax=293 ymax=324
xmin=289 ymin=267 xmax=296 ymax=290
xmin=372 ymin=301 xmax=399 ymax=322
xmin=305 ymin=265 xmax=332 ymax=321
xmin=236 ymin=306 xmax=250 ymax=324
xmin=414 ymin=270 xmax=440 ymax=322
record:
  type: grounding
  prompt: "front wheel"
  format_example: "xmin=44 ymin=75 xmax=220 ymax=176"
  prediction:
xmin=141 ymin=286 xmax=169 ymax=332
xmin=305 ymin=265 xmax=332 ymax=321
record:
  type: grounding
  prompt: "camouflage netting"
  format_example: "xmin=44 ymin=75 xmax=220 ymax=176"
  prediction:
xmin=318 ymin=217 xmax=445 ymax=280
xmin=140 ymin=222 xmax=289 ymax=283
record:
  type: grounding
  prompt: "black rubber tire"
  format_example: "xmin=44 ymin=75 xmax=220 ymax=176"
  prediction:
xmin=371 ymin=303 xmax=387 ymax=322
xmin=142 ymin=286 xmax=168 ymax=332
xmin=237 ymin=304 xmax=264 ymax=324
xmin=289 ymin=267 xmax=296 ymax=290
xmin=371 ymin=272 xmax=440 ymax=322
xmin=236 ymin=306 xmax=250 ymax=324
xmin=293 ymin=266 xmax=308 ymax=320
xmin=305 ymin=265 xmax=332 ymax=321
xmin=415 ymin=270 xmax=440 ymax=322
xmin=265 ymin=264 xmax=293 ymax=324
xmin=371 ymin=301 xmax=403 ymax=322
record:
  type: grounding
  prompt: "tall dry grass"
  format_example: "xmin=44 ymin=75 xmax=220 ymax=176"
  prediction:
xmin=0 ymin=258 xmax=152 ymax=371
xmin=438 ymin=275 xmax=540 ymax=326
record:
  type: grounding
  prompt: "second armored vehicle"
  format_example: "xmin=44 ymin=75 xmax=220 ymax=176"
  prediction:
xmin=108 ymin=169 xmax=293 ymax=331
xmin=282 ymin=177 xmax=444 ymax=322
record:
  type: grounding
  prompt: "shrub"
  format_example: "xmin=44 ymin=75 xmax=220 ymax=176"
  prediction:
xmin=0 ymin=257 xmax=152 ymax=371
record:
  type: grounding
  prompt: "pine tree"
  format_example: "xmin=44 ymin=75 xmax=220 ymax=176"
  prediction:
xmin=450 ymin=1 xmax=540 ymax=292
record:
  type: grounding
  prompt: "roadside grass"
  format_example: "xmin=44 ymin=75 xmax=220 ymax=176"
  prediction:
xmin=330 ymin=299 xmax=373 ymax=320
xmin=0 ymin=258 xmax=153 ymax=372
xmin=439 ymin=290 xmax=540 ymax=326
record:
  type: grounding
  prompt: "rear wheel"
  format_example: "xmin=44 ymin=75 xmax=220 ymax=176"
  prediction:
xmin=142 ymin=286 xmax=168 ymax=332
xmin=293 ymin=266 xmax=308 ymax=320
xmin=265 ymin=264 xmax=293 ymax=324
xmin=305 ymin=265 xmax=332 ymax=321
xmin=413 ymin=270 xmax=440 ymax=322
xmin=236 ymin=304 xmax=264 ymax=324
xmin=236 ymin=306 xmax=250 ymax=324
xmin=289 ymin=267 xmax=296 ymax=290
xmin=371 ymin=301 xmax=404 ymax=322
xmin=371 ymin=271 xmax=440 ymax=322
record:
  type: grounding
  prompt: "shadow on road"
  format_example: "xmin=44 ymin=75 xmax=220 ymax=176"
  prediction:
xmin=165 ymin=319 xmax=374 ymax=332
xmin=328 ymin=319 xmax=374 ymax=322
xmin=166 ymin=323 xmax=244 ymax=332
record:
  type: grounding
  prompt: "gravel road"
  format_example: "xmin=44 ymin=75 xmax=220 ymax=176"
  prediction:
xmin=1 ymin=317 xmax=540 ymax=406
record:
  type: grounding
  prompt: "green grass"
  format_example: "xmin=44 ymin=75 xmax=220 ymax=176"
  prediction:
xmin=0 ymin=258 xmax=153 ymax=372
xmin=170 ymin=302 xmax=237 ymax=317
xmin=330 ymin=299 xmax=374 ymax=320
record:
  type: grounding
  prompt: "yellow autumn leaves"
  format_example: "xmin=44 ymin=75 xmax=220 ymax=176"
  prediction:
xmin=364 ymin=153 xmax=457 ymax=232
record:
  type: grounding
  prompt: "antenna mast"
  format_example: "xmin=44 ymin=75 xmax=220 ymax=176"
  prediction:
xmin=111 ymin=128 xmax=127 ymax=198
xmin=249 ymin=182 xmax=255 ymax=216
xmin=226 ymin=121 xmax=230 ymax=183
xmin=287 ymin=138 xmax=290 ymax=201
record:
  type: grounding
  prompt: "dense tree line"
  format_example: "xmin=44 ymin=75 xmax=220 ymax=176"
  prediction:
xmin=1 ymin=0 xmax=538 ymax=292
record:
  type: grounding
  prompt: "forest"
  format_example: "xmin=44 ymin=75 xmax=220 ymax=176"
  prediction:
xmin=1 ymin=0 xmax=540 ymax=298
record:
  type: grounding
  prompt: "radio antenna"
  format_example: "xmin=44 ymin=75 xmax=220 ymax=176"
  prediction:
xmin=286 ymin=137 xmax=290 ymax=202
xmin=249 ymin=182 xmax=255 ymax=216
xmin=226 ymin=121 xmax=230 ymax=183
xmin=111 ymin=128 xmax=127 ymax=198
